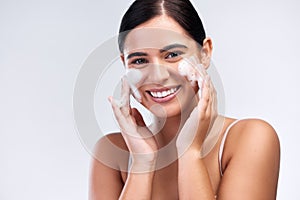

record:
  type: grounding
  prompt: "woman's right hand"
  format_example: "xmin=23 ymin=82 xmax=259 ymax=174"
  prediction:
xmin=108 ymin=78 xmax=158 ymax=171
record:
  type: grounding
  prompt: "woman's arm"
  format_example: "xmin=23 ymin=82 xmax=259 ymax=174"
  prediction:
xmin=217 ymin=119 xmax=280 ymax=200
xmin=119 ymin=169 xmax=155 ymax=200
xmin=89 ymin=134 xmax=127 ymax=200
xmin=177 ymin=71 xmax=219 ymax=199
xmin=178 ymin=149 xmax=216 ymax=199
xmin=177 ymin=119 xmax=280 ymax=200
xmin=89 ymin=156 xmax=124 ymax=200
xmin=89 ymin=133 xmax=157 ymax=200
xmin=90 ymin=157 xmax=155 ymax=200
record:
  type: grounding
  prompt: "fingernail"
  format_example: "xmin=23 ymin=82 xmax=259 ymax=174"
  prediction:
xmin=198 ymin=89 xmax=202 ymax=99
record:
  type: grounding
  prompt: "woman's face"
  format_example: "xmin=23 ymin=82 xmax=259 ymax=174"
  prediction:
xmin=121 ymin=16 xmax=205 ymax=118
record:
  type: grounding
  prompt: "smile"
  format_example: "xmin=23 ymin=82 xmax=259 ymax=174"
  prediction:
xmin=146 ymin=86 xmax=181 ymax=103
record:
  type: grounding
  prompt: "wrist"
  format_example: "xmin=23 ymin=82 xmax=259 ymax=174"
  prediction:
xmin=179 ymin=148 xmax=202 ymax=162
xmin=130 ymin=153 xmax=158 ymax=173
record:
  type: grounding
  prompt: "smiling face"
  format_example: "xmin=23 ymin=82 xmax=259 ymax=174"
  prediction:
xmin=121 ymin=16 xmax=204 ymax=118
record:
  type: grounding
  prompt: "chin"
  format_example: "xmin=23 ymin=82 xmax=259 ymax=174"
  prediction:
xmin=147 ymin=99 xmax=193 ymax=119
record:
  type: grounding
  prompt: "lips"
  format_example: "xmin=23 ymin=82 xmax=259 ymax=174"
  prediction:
xmin=146 ymin=85 xmax=181 ymax=103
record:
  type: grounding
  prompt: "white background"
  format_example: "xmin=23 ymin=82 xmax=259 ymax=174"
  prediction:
xmin=1 ymin=0 xmax=299 ymax=199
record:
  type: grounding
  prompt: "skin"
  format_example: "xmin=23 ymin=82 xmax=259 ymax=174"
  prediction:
xmin=89 ymin=15 xmax=280 ymax=200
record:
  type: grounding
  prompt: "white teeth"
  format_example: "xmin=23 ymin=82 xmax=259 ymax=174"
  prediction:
xmin=150 ymin=87 xmax=178 ymax=98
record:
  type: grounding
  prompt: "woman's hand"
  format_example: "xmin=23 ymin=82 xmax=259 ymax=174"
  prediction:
xmin=176 ymin=63 xmax=219 ymax=155
xmin=109 ymin=78 xmax=158 ymax=171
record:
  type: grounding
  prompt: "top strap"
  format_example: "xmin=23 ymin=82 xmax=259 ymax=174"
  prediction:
xmin=218 ymin=119 xmax=242 ymax=176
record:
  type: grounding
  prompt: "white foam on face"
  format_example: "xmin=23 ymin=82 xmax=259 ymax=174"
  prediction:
xmin=125 ymin=68 xmax=143 ymax=101
xmin=178 ymin=60 xmax=198 ymax=86
xmin=178 ymin=59 xmax=204 ymax=98
xmin=126 ymin=68 xmax=143 ymax=85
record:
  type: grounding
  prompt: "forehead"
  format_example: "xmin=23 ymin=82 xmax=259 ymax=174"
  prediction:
xmin=123 ymin=16 xmax=195 ymax=53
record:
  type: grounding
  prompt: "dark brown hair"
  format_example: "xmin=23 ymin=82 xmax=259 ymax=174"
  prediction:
xmin=118 ymin=0 xmax=206 ymax=52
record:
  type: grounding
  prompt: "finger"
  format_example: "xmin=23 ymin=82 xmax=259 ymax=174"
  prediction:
xmin=211 ymin=82 xmax=218 ymax=112
xmin=196 ymin=74 xmax=203 ymax=98
xmin=207 ymin=78 xmax=218 ymax=113
xmin=198 ymin=76 xmax=211 ymax=118
xmin=206 ymin=76 xmax=218 ymax=116
xmin=108 ymin=96 xmax=128 ymax=126
xmin=131 ymin=108 xmax=147 ymax=127
xmin=205 ymin=92 xmax=213 ymax=119
xmin=201 ymin=76 xmax=211 ymax=103
xmin=109 ymin=96 xmax=145 ymax=143
xmin=121 ymin=77 xmax=130 ymax=106
xmin=120 ymin=77 xmax=131 ymax=116
xmin=206 ymin=80 xmax=218 ymax=133
xmin=194 ymin=63 xmax=207 ymax=79
xmin=191 ymin=64 xmax=206 ymax=98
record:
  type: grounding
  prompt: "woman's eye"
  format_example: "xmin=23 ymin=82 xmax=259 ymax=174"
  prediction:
xmin=131 ymin=58 xmax=147 ymax=65
xmin=165 ymin=51 xmax=183 ymax=60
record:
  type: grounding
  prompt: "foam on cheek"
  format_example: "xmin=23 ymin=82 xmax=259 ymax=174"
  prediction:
xmin=125 ymin=68 xmax=143 ymax=101
xmin=126 ymin=68 xmax=142 ymax=84
xmin=178 ymin=60 xmax=198 ymax=86
xmin=178 ymin=59 xmax=204 ymax=98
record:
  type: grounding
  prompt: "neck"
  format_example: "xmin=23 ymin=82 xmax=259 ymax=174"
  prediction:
xmin=154 ymin=99 xmax=197 ymax=148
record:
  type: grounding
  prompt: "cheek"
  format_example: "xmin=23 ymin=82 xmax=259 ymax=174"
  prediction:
xmin=182 ymin=83 xmax=198 ymax=101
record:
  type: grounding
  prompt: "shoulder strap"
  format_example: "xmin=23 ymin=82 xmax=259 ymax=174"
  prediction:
xmin=218 ymin=119 xmax=242 ymax=176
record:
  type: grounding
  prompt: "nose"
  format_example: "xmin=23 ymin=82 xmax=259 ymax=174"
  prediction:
xmin=148 ymin=58 xmax=170 ymax=83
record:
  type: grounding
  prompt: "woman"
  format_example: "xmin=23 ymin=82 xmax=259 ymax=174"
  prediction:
xmin=90 ymin=0 xmax=280 ymax=199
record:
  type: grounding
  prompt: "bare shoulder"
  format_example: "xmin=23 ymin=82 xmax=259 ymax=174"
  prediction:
xmin=226 ymin=118 xmax=280 ymax=152
xmin=90 ymin=133 xmax=128 ymax=200
xmin=218 ymin=118 xmax=281 ymax=199
xmin=92 ymin=132 xmax=129 ymax=171
xmin=94 ymin=132 xmax=128 ymax=151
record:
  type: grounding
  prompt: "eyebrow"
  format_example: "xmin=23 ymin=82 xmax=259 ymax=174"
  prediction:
xmin=160 ymin=43 xmax=188 ymax=52
xmin=126 ymin=43 xmax=188 ymax=60
xmin=126 ymin=52 xmax=148 ymax=60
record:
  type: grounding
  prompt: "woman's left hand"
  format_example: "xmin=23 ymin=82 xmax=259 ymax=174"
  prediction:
xmin=176 ymin=64 xmax=218 ymax=155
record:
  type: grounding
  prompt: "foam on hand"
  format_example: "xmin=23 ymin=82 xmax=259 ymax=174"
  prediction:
xmin=125 ymin=68 xmax=143 ymax=102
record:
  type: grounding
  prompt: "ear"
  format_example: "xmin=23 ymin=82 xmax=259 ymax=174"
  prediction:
xmin=120 ymin=54 xmax=125 ymax=66
xmin=200 ymin=37 xmax=213 ymax=69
